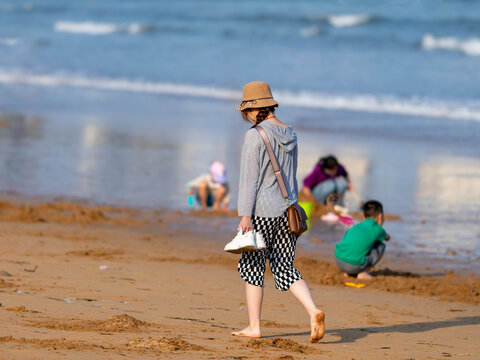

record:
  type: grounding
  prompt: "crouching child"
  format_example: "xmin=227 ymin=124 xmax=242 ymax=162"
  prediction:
xmin=334 ymin=200 xmax=390 ymax=280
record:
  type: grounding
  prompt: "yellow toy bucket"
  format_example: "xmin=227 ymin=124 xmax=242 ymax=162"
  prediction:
xmin=298 ymin=201 xmax=314 ymax=231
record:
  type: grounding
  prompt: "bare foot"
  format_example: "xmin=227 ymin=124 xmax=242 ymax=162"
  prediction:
xmin=231 ymin=326 xmax=261 ymax=338
xmin=357 ymin=272 xmax=373 ymax=280
xmin=310 ymin=310 xmax=325 ymax=343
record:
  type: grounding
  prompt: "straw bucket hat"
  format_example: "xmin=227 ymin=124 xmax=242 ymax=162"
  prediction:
xmin=237 ymin=81 xmax=278 ymax=111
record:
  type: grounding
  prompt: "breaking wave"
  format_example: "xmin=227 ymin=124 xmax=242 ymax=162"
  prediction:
xmin=1 ymin=71 xmax=480 ymax=122
xmin=422 ymin=34 xmax=480 ymax=56
xmin=326 ymin=14 xmax=374 ymax=28
xmin=300 ymin=14 xmax=375 ymax=36
xmin=54 ymin=21 xmax=154 ymax=35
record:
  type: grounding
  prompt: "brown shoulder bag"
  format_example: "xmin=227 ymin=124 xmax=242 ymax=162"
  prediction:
xmin=255 ymin=126 xmax=308 ymax=236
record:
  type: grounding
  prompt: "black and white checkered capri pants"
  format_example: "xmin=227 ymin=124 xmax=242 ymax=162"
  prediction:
xmin=238 ymin=211 xmax=303 ymax=291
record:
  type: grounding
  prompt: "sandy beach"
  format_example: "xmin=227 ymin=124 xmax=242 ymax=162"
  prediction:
xmin=1 ymin=1 xmax=480 ymax=358
xmin=1 ymin=197 xmax=479 ymax=359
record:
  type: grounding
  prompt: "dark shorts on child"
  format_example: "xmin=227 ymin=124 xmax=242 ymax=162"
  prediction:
xmin=335 ymin=241 xmax=386 ymax=275
xmin=195 ymin=192 xmax=214 ymax=207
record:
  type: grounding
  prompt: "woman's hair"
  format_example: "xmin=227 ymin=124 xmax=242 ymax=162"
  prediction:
xmin=241 ymin=106 xmax=276 ymax=126
xmin=319 ymin=155 xmax=338 ymax=170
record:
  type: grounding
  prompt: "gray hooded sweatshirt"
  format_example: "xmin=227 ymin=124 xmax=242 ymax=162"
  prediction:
xmin=238 ymin=120 xmax=298 ymax=218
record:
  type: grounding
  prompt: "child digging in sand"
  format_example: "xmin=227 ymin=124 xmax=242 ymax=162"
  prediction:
xmin=335 ymin=200 xmax=390 ymax=280
xmin=186 ymin=161 xmax=231 ymax=211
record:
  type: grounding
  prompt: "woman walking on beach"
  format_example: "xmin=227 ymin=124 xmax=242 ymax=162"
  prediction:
xmin=233 ymin=81 xmax=325 ymax=342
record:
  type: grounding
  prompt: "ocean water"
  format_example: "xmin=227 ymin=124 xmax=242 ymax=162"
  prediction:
xmin=1 ymin=0 xmax=480 ymax=106
xmin=0 ymin=0 xmax=479 ymax=268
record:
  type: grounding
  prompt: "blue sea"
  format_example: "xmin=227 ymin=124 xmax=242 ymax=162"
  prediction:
xmin=0 ymin=0 xmax=479 ymax=270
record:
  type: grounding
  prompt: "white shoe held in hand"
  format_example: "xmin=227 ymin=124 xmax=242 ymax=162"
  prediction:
xmin=224 ymin=229 xmax=257 ymax=254
xmin=254 ymin=231 xmax=266 ymax=251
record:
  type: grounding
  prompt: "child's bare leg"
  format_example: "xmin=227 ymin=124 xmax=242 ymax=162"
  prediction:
xmin=212 ymin=185 xmax=227 ymax=210
xmin=289 ymin=279 xmax=325 ymax=343
xmin=358 ymin=242 xmax=385 ymax=280
xmin=232 ymin=283 xmax=263 ymax=338
xmin=197 ymin=181 xmax=209 ymax=209
xmin=357 ymin=272 xmax=373 ymax=280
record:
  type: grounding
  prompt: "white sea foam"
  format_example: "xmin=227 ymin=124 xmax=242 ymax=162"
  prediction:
xmin=327 ymin=14 xmax=372 ymax=28
xmin=1 ymin=71 xmax=480 ymax=122
xmin=0 ymin=38 xmax=18 ymax=46
xmin=54 ymin=21 xmax=153 ymax=35
xmin=275 ymin=90 xmax=480 ymax=122
xmin=0 ymin=71 xmax=241 ymax=100
xmin=422 ymin=34 xmax=480 ymax=57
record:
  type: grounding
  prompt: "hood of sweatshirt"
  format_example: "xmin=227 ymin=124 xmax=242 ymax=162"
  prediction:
xmin=260 ymin=121 xmax=297 ymax=153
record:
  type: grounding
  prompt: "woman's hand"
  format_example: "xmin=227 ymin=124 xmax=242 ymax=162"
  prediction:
xmin=238 ymin=216 xmax=253 ymax=233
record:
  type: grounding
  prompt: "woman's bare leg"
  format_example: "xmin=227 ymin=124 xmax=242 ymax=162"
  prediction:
xmin=289 ymin=279 xmax=325 ymax=342
xmin=232 ymin=283 xmax=263 ymax=338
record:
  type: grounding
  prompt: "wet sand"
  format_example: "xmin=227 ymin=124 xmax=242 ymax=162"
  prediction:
xmin=0 ymin=197 xmax=479 ymax=359
xmin=1 ymin=107 xmax=479 ymax=267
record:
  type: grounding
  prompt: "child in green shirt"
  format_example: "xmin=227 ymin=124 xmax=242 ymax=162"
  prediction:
xmin=335 ymin=200 xmax=390 ymax=280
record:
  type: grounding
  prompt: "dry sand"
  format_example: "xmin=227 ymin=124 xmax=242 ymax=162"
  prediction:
xmin=0 ymin=198 xmax=479 ymax=359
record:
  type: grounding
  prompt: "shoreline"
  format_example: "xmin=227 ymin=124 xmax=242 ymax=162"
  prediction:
xmin=1 ymin=191 xmax=478 ymax=276
xmin=0 ymin=194 xmax=478 ymax=299
xmin=1 ymin=106 xmax=479 ymax=263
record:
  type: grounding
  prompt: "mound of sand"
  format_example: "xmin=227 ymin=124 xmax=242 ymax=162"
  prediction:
xmin=0 ymin=278 xmax=16 ymax=288
xmin=243 ymin=337 xmax=321 ymax=354
xmin=0 ymin=335 xmax=100 ymax=351
xmin=0 ymin=335 xmax=204 ymax=354
xmin=6 ymin=306 xmax=38 ymax=313
xmin=149 ymin=254 xmax=479 ymax=304
xmin=296 ymin=257 xmax=480 ymax=304
xmin=0 ymin=201 xmax=107 ymax=224
xmin=126 ymin=337 xmax=204 ymax=352
xmin=0 ymin=200 xmax=150 ymax=226
xmin=29 ymin=314 xmax=150 ymax=333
